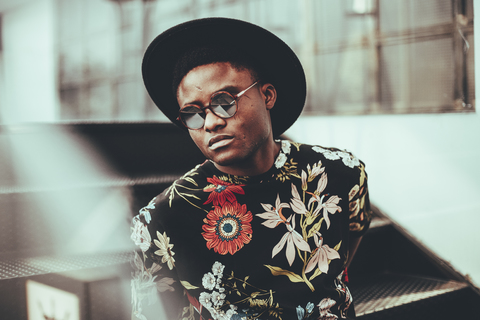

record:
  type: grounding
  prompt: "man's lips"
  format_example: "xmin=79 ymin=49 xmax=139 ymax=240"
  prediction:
xmin=208 ymin=135 xmax=234 ymax=150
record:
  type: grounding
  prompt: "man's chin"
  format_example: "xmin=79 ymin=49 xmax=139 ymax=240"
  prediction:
xmin=210 ymin=157 xmax=238 ymax=168
xmin=209 ymin=152 xmax=246 ymax=170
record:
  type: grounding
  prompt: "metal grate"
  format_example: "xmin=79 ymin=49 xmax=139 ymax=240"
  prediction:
xmin=0 ymin=174 xmax=180 ymax=195
xmin=350 ymin=273 xmax=468 ymax=316
xmin=0 ymin=251 xmax=131 ymax=280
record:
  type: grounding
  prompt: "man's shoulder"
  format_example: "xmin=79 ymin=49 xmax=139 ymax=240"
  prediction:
xmin=132 ymin=161 xmax=210 ymax=227
xmin=156 ymin=160 xmax=210 ymax=206
xmin=286 ymin=140 xmax=365 ymax=171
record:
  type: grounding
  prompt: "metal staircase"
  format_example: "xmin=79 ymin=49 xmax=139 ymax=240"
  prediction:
xmin=348 ymin=206 xmax=480 ymax=320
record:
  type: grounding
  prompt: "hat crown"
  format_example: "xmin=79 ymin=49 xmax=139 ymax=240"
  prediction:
xmin=142 ymin=17 xmax=306 ymax=137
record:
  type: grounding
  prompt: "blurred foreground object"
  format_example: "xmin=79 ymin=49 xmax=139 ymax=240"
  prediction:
xmin=0 ymin=123 xmax=205 ymax=319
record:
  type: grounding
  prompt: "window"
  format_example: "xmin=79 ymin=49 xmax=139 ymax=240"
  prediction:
xmin=303 ymin=0 xmax=475 ymax=115
xmin=56 ymin=0 xmax=474 ymax=120
xmin=57 ymin=0 xmax=163 ymax=122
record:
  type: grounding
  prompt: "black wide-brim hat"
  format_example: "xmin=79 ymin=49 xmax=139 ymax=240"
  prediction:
xmin=142 ymin=17 xmax=306 ymax=137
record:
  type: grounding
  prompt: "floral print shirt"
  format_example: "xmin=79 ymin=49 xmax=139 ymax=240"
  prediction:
xmin=131 ymin=141 xmax=372 ymax=320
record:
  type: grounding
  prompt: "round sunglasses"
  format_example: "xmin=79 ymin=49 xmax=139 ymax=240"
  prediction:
xmin=177 ymin=81 xmax=258 ymax=130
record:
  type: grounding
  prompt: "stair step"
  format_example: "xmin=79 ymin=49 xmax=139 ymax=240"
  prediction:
xmin=0 ymin=251 xmax=131 ymax=280
xmin=350 ymin=273 xmax=468 ymax=317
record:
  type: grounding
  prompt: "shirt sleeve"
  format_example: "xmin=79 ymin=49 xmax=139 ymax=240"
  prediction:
xmin=347 ymin=162 xmax=372 ymax=238
xmin=130 ymin=197 xmax=191 ymax=320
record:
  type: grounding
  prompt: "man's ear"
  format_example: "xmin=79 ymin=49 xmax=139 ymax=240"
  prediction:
xmin=261 ymin=83 xmax=277 ymax=110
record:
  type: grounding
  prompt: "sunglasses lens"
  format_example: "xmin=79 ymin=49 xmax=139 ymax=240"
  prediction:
xmin=211 ymin=93 xmax=236 ymax=118
xmin=180 ymin=105 xmax=205 ymax=129
xmin=179 ymin=92 xmax=238 ymax=129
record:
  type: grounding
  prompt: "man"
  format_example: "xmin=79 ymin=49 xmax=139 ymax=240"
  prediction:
xmin=131 ymin=18 xmax=371 ymax=320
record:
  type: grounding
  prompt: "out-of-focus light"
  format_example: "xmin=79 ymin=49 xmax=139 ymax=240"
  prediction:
xmin=2 ymin=125 xmax=134 ymax=258
xmin=348 ymin=0 xmax=375 ymax=15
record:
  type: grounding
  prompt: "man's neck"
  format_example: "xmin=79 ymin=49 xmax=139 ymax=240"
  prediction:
xmin=212 ymin=140 xmax=281 ymax=176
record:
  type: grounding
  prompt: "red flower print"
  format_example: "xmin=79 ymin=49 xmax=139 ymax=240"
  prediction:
xmin=203 ymin=176 xmax=245 ymax=206
xmin=202 ymin=201 xmax=253 ymax=255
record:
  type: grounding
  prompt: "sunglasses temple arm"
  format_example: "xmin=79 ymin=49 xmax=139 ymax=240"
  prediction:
xmin=235 ymin=81 xmax=258 ymax=98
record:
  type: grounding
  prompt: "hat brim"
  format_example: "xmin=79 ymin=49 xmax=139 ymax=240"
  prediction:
xmin=142 ymin=17 xmax=306 ymax=137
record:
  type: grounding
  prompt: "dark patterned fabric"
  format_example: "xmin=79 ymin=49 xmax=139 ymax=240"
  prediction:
xmin=131 ymin=141 xmax=372 ymax=320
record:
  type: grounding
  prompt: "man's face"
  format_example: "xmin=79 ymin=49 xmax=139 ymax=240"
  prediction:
xmin=176 ymin=62 xmax=276 ymax=174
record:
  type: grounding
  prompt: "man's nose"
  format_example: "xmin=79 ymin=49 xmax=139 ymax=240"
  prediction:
xmin=203 ymin=109 xmax=227 ymax=132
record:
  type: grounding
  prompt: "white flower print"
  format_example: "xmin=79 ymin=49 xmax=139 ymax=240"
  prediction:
xmin=315 ymin=172 xmax=328 ymax=196
xmin=199 ymin=292 xmax=213 ymax=308
xmin=153 ymin=231 xmax=175 ymax=270
xmin=131 ymin=270 xmax=157 ymax=307
xmin=131 ymin=216 xmax=151 ymax=252
xmin=307 ymin=173 xmax=342 ymax=229
xmin=272 ymin=215 xmax=311 ymax=266
xmin=275 ymin=152 xmax=288 ymax=169
xmin=312 ymin=145 xmax=361 ymax=166
xmin=296 ymin=305 xmax=305 ymax=320
xmin=318 ymin=298 xmax=338 ymax=319
xmin=323 ymin=150 xmax=341 ymax=160
xmin=312 ymin=146 xmax=325 ymax=153
xmin=313 ymin=146 xmax=341 ymax=160
xmin=199 ymin=262 xmax=238 ymax=320
xmin=131 ymin=257 xmax=174 ymax=320
xmin=256 ymin=194 xmax=290 ymax=228
xmin=306 ymin=301 xmax=315 ymax=313
xmin=297 ymin=302 xmax=315 ymax=320
xmin=306 ymin=160 xmax=325 ymax=182
xmin=301 ymin=169 xmax=308 ymax=191
xmin=211 ymin=291 xmax=226 ymax=307
xmin=212 ymin=261 xmax=225 ymax=277
xmin=223 ymin=308 xmax=237 ymax=320
xmin=225 ymin=307 xmax=237 ymax=319
xmin=290 ymin=183 xmax=308 ymax=215
xmin=281 ymin=140 xmax=291 ymax=154
xmin=138 ymin=197 xmax=156 ymax=224
xmin=156 ymin=276 xmax=175 ymax=293
xmin=318 ymin=195 xmax=342 ymax=229
xmin=139 ymin=209 xmax=152 ymax=224
xmin=145 ymin=197 xmax=156 ymax=209
xmin=312 ymin=231 xmax=323 ymax=250
xmin=210 ymin=307 xmax=237 ymax=320
xmin=305 ymin=237 xmax=340 ymax=274
xmin=202 ymin=272 xmax=216 ymax=290
xmin=215 ymin=276 xmax=223 ymax=290
xmin=257 ymin=189 xmax=312 ymax=267
xmin=339 ymin=151 xmax=360 ymax=168
xmin=209 ymin=308 xmax=220 ymax=319
xmin=131 ymin=262 xmax=174 ymax=320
